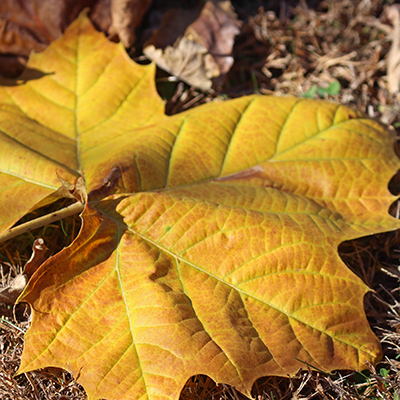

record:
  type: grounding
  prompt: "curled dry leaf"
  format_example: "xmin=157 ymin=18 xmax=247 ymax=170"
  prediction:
xmin=0 ymin=0 xmax=98 ymax=77
xmin=0 ymin=238 xmax=48 ymax=304
xmin=0 ymin=0 xmax=113 ymax=77
xmin=23 ymin=238 xmax=49 ymax=279
xmin=185 ymin=0 xmax=241 ymax=76
xmin=59 ymin=175 xmax=88 ymax=205
xmin=33 ymin=175 xmax=88 ymax=212
xmin=144 ymin=39 xmax=220 ymax=90
xmin=144 ymin=0 xmax=240 ymax=90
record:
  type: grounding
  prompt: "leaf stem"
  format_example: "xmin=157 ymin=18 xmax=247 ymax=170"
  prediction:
xmin=0 ymin=202 xmax=84 ymax=244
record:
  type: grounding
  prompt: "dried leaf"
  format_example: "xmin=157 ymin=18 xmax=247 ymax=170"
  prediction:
xmin=53 ymin=174 xmax=88 ymax=205
xmin=0 ymin=274 xmax=27 ymax=304
xmin=109 ymin=0 xmax=152 ymax=47
xmin=185 ymin=0 xmax=241 ymax=75
xmin=144 ymin=38 xmax=220 ymax=90
xmin=144 ymin=0 xmax=240 ymax=90
xmin=0 ymin=0 xmax=116 ymax=78
xmin=23 ymin=238 xmax=48 ymax=279
xmin=0 ymin=238 xmax=47 ymax=304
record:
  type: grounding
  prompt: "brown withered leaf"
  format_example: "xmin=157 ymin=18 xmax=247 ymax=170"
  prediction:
xmin=144 ymin=38 xmax=220 ymax=90
xmin=0 ymin=238 xmax=48 ymax=304
xmin=143 ymin=6 xmax=202 ymax=50
xmin=23 ymin=238 xmax=49 ymax=279
xmin=0 ymin=0 xmax=113 ymax=77
xmin=185 ymin=0 xmax=241 ymax=76
xmin=109 ymin=0 xmax=152 ymax=47
xmin=0 ymin=0 xmax=98 ymax=77
xmin=91 ymin=0 xmax=113 ymax=33
xmin=53 ymin=174 xmax=88 ymax=205
xmin=0 ymin=274 xmax=27 ymax=304
xmin=144 ymin=0 xmax=240 ymax=90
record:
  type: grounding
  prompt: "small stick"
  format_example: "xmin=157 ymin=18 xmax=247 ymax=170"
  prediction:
xmin=0 ymin=202 xmax=84 ymax=244
xmin=0 ymin=317 xmax=25 ymax=334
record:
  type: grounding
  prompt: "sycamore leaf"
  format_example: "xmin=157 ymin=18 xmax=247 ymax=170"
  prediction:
xmin=0 ymin=11 xmax=399 ymax=400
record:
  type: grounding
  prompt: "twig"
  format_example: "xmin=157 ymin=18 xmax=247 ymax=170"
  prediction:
xmin=0 ymin=202 xmax=84 ymax=244
xmin=0 ymin=316 xmax=25 ymax=334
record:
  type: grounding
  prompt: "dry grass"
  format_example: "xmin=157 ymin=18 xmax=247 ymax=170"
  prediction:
xmin=0 ymin=201 xmax=84 ymax=399
xmin=2 ymin=0 xmax=400 ymax=399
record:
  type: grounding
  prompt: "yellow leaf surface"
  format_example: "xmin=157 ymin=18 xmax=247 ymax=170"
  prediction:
xmin=0 ymin=10 xmax=165 ymax=232
xmin=0 ymin=11 xmax=398 ymax=400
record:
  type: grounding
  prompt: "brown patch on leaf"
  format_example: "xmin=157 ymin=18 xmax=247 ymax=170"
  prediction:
xmin=88 ymin=164 xmax=130 ymax=201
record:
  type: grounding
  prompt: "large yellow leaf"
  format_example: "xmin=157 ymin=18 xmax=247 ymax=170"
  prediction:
xmin=0 ymin=11 xmax=398 ymax=400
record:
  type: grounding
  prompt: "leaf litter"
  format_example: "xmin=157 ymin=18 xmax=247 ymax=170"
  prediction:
xmin=2 ymin=0 xmax=400 ymax=399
